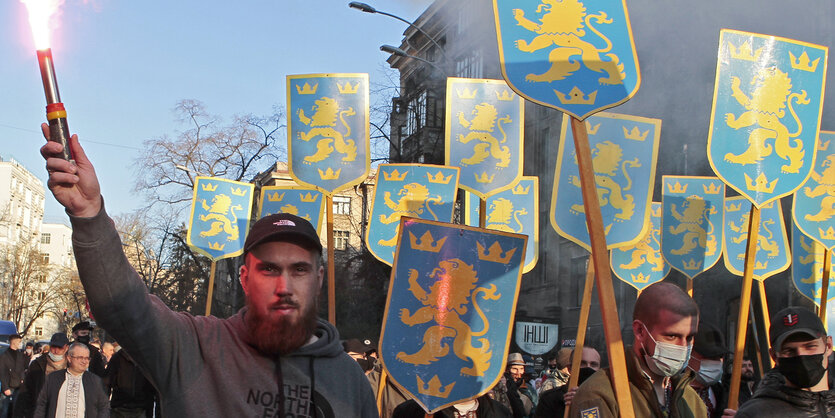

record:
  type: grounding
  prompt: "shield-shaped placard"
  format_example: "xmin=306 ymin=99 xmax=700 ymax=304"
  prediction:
xmin=464 ymin=177 xmax=539 ymax=273
xmin=446 ymin=77 xmax=524 ymax=198
xmin=723 ymin=196 xmax=791 ymax=281
xmin=492 ymin=0 xmax=640 ymax=120
xmin=258 ymin=186 xmax=325 ymax=236
xmin=187 ymin=177 xmax=254 ymax=260
xmin=707 ymin=30 xmax=827 ymax=208
xmin=661 ymin=177 xmax=725 ymax=279
xmin=611 ymin=202 xmax=670 ymax=291
xmin=379 ymin=217 xmax=526 ymax=413
xmin=287 ymin=73 xmax=369 ymax=195
xmin=793 ymin=131 xmax=835 ymax=250
xmin=551 ymin=112 xmax=660 ymax=251
xmin=792 ymin=222 xmax=834 ymax=306
xmin=366 ymin=164 xmax=460 ymax=265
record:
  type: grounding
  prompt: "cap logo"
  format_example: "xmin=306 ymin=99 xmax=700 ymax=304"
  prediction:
xmin=273 ymin=220 xmax=296 ymax=227
xmin=784 ymin=313 xmax=798 ymax=326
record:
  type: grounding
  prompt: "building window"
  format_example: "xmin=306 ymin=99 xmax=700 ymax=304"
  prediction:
xmin=34 ymin=327 xmax=43 ymax=337
xmin=404 ymin=90 xmax=427 ymax=137
xmin=38 ymin=274 xmax=46 ymax=284
xmin=38 ymin=291 xmax=46 ymax=301
xmin=333 ymin=196 xmax=351 ymax=215
xmin=41 ymin=253 xmax=49 ymax=264
xmin=456 ymin=50 xmax=483 ymax=78
xmin=334 ymin=230 xmax=350 ymax=251
xmin=41 ymin=233 xmax=51 ymax=244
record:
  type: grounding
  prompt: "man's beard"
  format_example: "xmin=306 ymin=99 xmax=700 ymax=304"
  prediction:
xmin=245 ymin=296 xmax=318 ymax=355
xmin=741 ymin=371 xmax=754 ymax=382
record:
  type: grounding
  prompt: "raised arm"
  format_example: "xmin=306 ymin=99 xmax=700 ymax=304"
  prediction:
xmin=39 ymin=123 xmax=102 ymax=218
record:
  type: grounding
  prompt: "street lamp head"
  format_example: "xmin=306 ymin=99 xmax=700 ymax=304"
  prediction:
xmin=348 ymin=2 xmax=376 ymax=13
xmin=380 ymin=44 xmax=407 ymax=57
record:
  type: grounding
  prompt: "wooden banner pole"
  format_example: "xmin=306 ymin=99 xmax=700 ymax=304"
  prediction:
xmin=570 ymin=117 xmax=634 ymax=417
xmin=563 ymin=261 xmax=596 ymax=418
xmin=479 ymin=198 xmax=487 ymax=228
xmin=376 ymin=369 xmax=387 ymax=415
xmin=204 ymin=261 xmax=217 ymax=317
xmin=326 ymin=195 xmax=336 ymax=325
xmin=821 ymin=250 xmax=832 ymax=324
xmin=748 ymin=295 xmax=766 ymax=378
xmin=687 ymin=277 xmax=694 ymax=297
xmin=728 ymin=205 xmax=761 ymax=410
xmin=757 ymin=280 xmax=774 ymax=368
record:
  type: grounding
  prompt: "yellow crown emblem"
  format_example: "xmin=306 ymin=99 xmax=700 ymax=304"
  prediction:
xmin=300 ymin=192 xmax=319 ymax=203
xmin=478 ymin=241 xmax=517 ymax=263
xmin=585 ymin=122 xmax=601 ymax=135
xmin=702 ymin=183 xmax=722 ymax=194
xmin=318 ymin=167 xmax=341 ymax=180
xmin=744 ymin=172 xmax=778 ymax=193
xmin=201 ymin=183 xmax=218 ymax=192
xmin=622 ymin=126 xmax=649 ymax=141
xmin=631 ymin=272 xmax=649 ymax=283
xmin=726 ymin=202 xmax=742 ymax=212
xmin=475 ymin=172 xmax=495 ymax=184
xmin=427 ymin=171 xmax=453 ymax=184
xmin=382 ymin=169 xmax=408 ymax=182
xmin=337 ymin=81 xmax=359 ymax=94
xmin=819 ymin=140 xmax=831 ymax=151
xmin=555 ymin=86 xmax=597 ymax=105
xmin=409 ymin=231 xmax=447 ymax=253
xmin=667 ymin=181 xmax=688 ymax=194
xmin=728 ymin=41 xmax=763 ymax=62
xmin=819 ymin=226 xmax=835 ymax=241
xmin=789 ymin=51 xmax=820 ymax=72
xmin=755 ymin=260 xmax=769 ymax=270
xmin=456 ymin=87 xmax=477 ymax=100
xmin=495 ymin=90 xmax=513 ymax=101
xmin=682 ymin=259 xmax=703 ymax=270
xmin=651 ymin=204 xmax=662 ymax=218
xmin=416 ymin=375 xmax=455 ymax=399
xmin=231 ymin=187 xmax=248 ymax=197
xmin=512 ymin=183 xmax=530 ymax=195
xmin=267 ymin=192 xmax=285 ymax=202
xmin=296 ymin=82 xmax=318 ymax=95
xmin=208 ymin=242 xmax=225 ymax=251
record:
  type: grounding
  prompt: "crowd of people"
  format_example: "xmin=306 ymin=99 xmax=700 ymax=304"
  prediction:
xmin=31 ymin=123 xmax=835 ymax=417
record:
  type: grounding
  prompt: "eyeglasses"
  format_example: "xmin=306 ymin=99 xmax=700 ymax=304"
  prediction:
xmin=69 ymin=356 xmax=90 ymax=361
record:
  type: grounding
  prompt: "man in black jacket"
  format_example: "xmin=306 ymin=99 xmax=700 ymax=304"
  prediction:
xmin=33 ymin=343 xmax=108 ymax=418
xmin=736 ymin=306 xmax=835 ymax=417
xmin=687 ymin=322 xmax=731 ymax=418
xmin=13 ymin=333 xmax=69 ymax=418
xmin=0 ymin=334 xmax=27 ymax=418
xmin=105 ymin=349 xmax=156 ymax=417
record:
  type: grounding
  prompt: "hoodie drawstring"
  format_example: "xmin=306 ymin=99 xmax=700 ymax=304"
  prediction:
xmin=309 ymin=357 xmax=317 ymax=416
xmin=274 ymin=356 xmax=286 ymax=418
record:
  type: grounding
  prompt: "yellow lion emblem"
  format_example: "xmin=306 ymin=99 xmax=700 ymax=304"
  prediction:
xmin=486 ymin=198 xmax=527 ymax=233
xmin=668 ymin=195 xmax=718 ymax=257
xmin=456 ymin=103 xmax=512 ymax=168
xmin=396 ymin=259 xmax=500 ymax=377
xmin=803 ymin=154 xmax=835 ymax=222
xmin=377 ymin=183 xmax=443 ymax=247
xmin=798 ymin=235 xmax=827 ymax=286
xmin=619 ymin=227 xmax=664 ymax=272
xmin=569 ymin=140 xmax=640 ymax=221
xmin=297 ymin=96 xmax=358 ymax=164
xmin=198 ymin=194 xmax=243 ymax=241
xmin=512 ymin=0 xmax=625 ymax=84
xmin=724 ymin=67 xmax=810 ymax=173
xmin=729 ymin=213 xmax=780 ymax=258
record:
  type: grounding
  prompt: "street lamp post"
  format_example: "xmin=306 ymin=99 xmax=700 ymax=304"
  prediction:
xmin=380 ymin=45 xmax=447 ymax=77
xmin=348 ymin=2 xmax=447 ymax=57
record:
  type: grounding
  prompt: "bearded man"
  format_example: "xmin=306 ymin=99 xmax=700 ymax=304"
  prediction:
xmin=40 ymin=128 xmax=378 ymax=417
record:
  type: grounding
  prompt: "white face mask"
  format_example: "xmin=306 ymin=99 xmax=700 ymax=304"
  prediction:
xmin=692 ymin=358 xmax=724 ymax=386
xmin=47 ymin=352 xmax=64 ymax=362
xmin=640 ymin=323 xmax=692 ymax=377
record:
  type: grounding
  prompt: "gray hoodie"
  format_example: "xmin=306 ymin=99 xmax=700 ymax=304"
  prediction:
xmin=70 ymin=205 xmax=378 ymax=417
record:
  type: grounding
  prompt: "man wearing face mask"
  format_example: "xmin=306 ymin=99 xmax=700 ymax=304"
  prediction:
xmin=70 ymin=322 xmax=105 ymax=378
xmin=568 ymin=282 xmax=706 ymax=417
xmin=13 ymin=333 xmax=69 ymax=418
xmin=736 ymin=306 xmax=835 ymax=417
xmin=688 ymin=322 xmax=733 ymax=417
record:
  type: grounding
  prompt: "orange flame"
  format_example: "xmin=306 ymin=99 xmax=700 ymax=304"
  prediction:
xmin=21 ymin=0 xmax=64 ymax=50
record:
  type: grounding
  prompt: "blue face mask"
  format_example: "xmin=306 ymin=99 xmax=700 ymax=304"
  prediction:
xmin=640 ymin=323 xmax=692 ymax=377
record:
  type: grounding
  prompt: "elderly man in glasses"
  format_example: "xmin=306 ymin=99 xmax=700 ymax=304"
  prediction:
xmin=33 ymin=343 xmax=109 ymax=418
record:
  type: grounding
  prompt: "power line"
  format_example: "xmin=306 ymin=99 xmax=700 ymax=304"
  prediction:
xmin=0 ymin=123 xmax=143 ymax=151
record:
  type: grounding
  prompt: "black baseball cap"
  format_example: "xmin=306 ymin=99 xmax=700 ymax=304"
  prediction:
xmin=72 ymin=321 xmax=94 ymax=332
xmin=693 ymin=322 xmax=729 ymax=359
xmin=49 ymin=333 xmax=70 ymax=347
xmin=769 ymin=306 xmax=826 ymax=351
xmin=244 ymin=213 xmax=322 ymax=255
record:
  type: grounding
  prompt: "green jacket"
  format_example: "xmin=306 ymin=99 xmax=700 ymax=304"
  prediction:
xmin=568 ymin=347 xmax=707 ymax=418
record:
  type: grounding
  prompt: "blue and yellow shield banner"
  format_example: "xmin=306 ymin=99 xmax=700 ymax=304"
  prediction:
xmin=661 ymin=176 xmax=725 ymax=280
xmin=723 ymin=196 xmax=791 ymax=281
xmin=186 ymin=177 xmax=254 ymax=261
xmin=492 ymin=0 xmax=640 ymax=120
xmin=464 ymin=177 xmax=539 ymax=273
xmin=445 ymin=78 xmax=524 ymax=198
xmin=793 ymin=131 xmax=835 ymax=250
xmin=611 ymin=202 xmax=669 ymax=291
xmin=366 ymin=164 xmax=460 ymax=266
xmin=258 ymin=186 xmax=325 ymax=236
xmin=792 ymin=222 xmax=834 ymax=306
xmin=287 ymin=73 xmax=370 ymax=195
xmin=550 ymin=112 xmax=660 ymax=251
xmin=707 ymin=30 xmax=828 ymax=208
xmin=379 ymin=217 xmax=526 ymax=413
